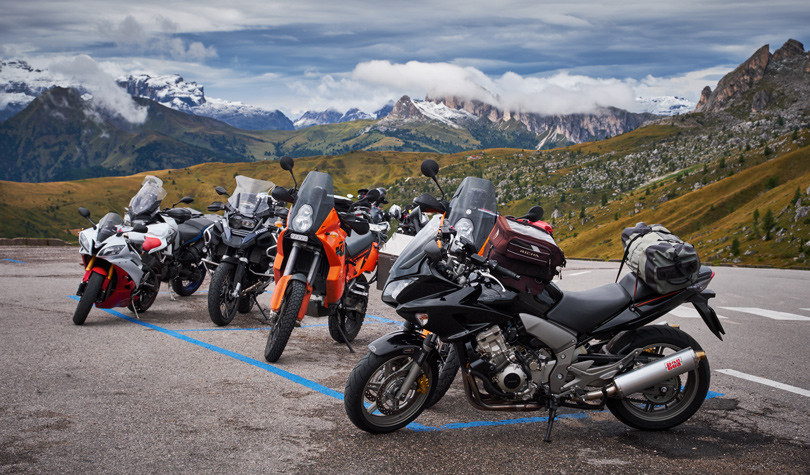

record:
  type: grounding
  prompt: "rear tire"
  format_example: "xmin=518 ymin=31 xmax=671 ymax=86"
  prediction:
xmin=344 ymin=349 xmax=437 ymax=433
xmin=264 ymin=280 xmax=306 ymax=362
xmin=605 ymin=326 xmax=710 ymax=431
xmin=128 ymin=266 xmax=160 ymax=313
xmin=171 ymin=263 xmax=205 ymax=296
xmin=73 ymin=272 xmax=105 ymax=325
xmin=208 ymin=262 xmax=238 ymax=326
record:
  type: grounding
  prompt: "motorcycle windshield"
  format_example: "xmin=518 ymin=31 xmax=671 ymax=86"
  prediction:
xmin=129 ymin=175 xmax=167 ymax=216
xmin=97 ymin=212 xmax=124 ymax=243
xmin=445 ymin=176 xmax=498 ymax=251
xmin=229 ymin=175 xmax=275 ymax=217
xmin=288 ymin=171 xmax=335 ymax=235
xmin=387 ymin=214 xmax=442 ymax=280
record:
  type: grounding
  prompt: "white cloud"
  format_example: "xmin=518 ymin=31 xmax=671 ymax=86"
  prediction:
xmin=50 ymin=55 xmax=148 ymax=124
xmin=97 ymin=15 xmax=217 ymax=61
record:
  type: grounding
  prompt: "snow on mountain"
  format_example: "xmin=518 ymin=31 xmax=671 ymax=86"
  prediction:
xmin=635 ymin=96 xmax=696 ymax=116
xmin=412 ymin=99 xmax=476 ymax=127
xmin=0 ymin=60 xmax=86 ymax=120
xmin=117 ymin=74 xmax=293 ymax=130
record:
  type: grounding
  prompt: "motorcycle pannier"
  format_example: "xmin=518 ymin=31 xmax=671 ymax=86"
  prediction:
xmin=484 ymin=215 xmax=566 ymax=293
xmin=621 ymin=222 xmax=700 ymax=294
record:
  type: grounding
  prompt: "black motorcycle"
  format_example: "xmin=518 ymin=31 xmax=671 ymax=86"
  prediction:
xmin=204 ymin=175 xmax=286 ymax=326
xmin=344 ymin=162 xmax=724 ymax=440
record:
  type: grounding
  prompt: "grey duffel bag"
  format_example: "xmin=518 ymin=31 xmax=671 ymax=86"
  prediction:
xmin=618 ymin=222 xmax=700 ymax=295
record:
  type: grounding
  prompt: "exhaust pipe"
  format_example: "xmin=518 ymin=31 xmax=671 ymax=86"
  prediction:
xmin=585 ymin=348 xmax=705 ymax=401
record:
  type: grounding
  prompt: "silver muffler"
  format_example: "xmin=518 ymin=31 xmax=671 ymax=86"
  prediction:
xmin=585 ymin=348 xmax=705 ymax=401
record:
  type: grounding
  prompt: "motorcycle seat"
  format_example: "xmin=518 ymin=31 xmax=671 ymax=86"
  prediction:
xmin=345 ymin=231 xmax=375 ymax=259
xmin=546 ymin=283 xmax=632 ymax=334
xmin=178 ymin=218 xmax=214 ymax=245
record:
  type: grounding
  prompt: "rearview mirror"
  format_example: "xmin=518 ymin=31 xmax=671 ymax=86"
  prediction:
xmin=423 ymin=240 xmax=442 ymax=262
xmin=180 ymin=196 xmax=194 ymax=204
xmin=280 ymin=156 xmax=294 ymax=171
xmin=207 ymin=201 xmax=225 ymax=212
xmin=420 ymin=159 xmax=439 ymax=178
xmin=272 ymin=186 xmax=295 ymax=204
xmin=78 ymin=207 xmax=90 ymax=218
xmin=215 ymin=186 xmax=229 ymax=196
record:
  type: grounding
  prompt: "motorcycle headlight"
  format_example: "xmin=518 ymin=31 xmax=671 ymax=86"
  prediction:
xmin=98 ymin=244 xmax=125 ymax=257
xmin=455 ymin=218 xmax=475 ymax=244
xmin=79 ymin=232 xmax=91 ymax=252
xmin=382 ymin=278 xmax=416 ymax=304
xmin=292 ymin=204 xmax=314 ymax=233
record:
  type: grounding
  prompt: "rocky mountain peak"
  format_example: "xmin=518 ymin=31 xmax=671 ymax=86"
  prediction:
xmin=695 ymin=44 xmax=771 ymax=113
xmin=772 ymin=39 xmax=805 ymax=63
xmin=385 ymin=95 xmax=425 ymax=121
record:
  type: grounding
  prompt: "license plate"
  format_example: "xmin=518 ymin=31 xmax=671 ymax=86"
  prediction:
xmin=289 ymin=232 xmax=308 ymax=242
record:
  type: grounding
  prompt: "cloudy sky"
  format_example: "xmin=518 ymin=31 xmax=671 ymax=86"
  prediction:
xmin=1 ymin=0 xmax=808 ymax=117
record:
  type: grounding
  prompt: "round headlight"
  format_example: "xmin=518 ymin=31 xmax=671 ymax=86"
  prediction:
xmin=292 ymin=204 xmax=314 ymax=233
xmin=455 ymin=218 xmax=475 ymax=244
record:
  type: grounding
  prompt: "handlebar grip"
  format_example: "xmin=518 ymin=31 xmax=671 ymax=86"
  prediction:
xmin=490 ymin=261 xmax=519 ymax=280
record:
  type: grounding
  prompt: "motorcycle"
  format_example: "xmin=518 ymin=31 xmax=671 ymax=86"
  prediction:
xmin=204 ymin=175 xmax=285 ymax=326
xmin=263 ymin=156 xmax=385 ymax=362
xmin=344 ymin=161 xmax=725 ymax=440
xmin=139 ymin=199 xmax=214 ymax=298
xmin=73 ymin=209 xmax=158 ymax=325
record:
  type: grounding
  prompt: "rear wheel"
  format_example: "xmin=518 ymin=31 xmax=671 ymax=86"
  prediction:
xmin=208 ymin=262 xmax=238 ymax=326
xmin=73 ymin=272 xmax=105 ymax=325
xmin=128 ymin=266 xmax=160 ymax=313
xmin=606 ymin=326 xmax=710 ymax=431
xmin=264 ymin=280 xmax=306 ymax=362
xmin=171 ymin=263 xmax=206 ymax=296
xmin=344 ymin=349 xmax=437 ymax=433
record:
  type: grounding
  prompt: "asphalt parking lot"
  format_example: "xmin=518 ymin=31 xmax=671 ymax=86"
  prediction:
xmin=2 ymin=246 xmax=810 ymax=474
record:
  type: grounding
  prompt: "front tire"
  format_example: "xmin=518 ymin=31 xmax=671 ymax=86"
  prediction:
xmin=605 ymin=326 xmax=710 ymax=431
xmin=264 ymin=280 xmax=306 ymax=362
xmin=128 ymin=266 xmax=160 ymax=313
xmin=208 ymin=262 xmax=239 ymax=326
xmin=425 ymin=342 xmax=460 ymax=409
xmin=73 ymin=272 xmax=105 ymax=325
xmin=344 ymin=349 xmax=437 ymax=433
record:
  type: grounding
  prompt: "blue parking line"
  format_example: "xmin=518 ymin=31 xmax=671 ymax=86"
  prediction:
xmin=3 ymin=258 xmax=25 ymax=264
xmin=68 ymin=296 xmax=724 ymax=432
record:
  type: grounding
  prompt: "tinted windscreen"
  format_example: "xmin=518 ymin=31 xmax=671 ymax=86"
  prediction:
xmin=445 ymin=177 xmax=498 ymax=251
xmin=97 ymin=212 xmax=124 ymax=242
xmin=387 ymin=215 xmax=441 ymax=281
xmin=289 ymin=171 xmax=335 ymax=233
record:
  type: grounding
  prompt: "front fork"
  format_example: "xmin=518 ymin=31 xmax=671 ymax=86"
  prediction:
xmin=269 ymin=241 xmax=321 ymax=319
xmin=230 ymin=258 xmax=248 ymax=299
xmin=395 ymin=332 xmax=439 ymax=400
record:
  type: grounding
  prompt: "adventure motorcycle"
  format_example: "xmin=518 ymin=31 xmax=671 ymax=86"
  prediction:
xmin=204 ymin=175 xmax=285 ymax=326
xmin=344 ymin=162 xmax=725 ymax=440
xmin=263 ymin=156 xmax=384 ymax=362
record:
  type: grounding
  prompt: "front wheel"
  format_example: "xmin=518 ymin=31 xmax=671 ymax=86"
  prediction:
xmin=344 ymin=349 xmax=437 ymax=434
xmin=264 ymin=280 xmax=306 ymax=362
xmin=128 ymin=266 xmax=160 ymax=313
xmin=605 ymin=326 xmax=710 ymax=431
xmin=208 ymin=262 xmax=239 ymax=326
xmin=73 ymin=272 xmax=105 ymax=325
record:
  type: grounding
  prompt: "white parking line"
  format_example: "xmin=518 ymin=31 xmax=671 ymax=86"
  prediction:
xmin=567 ymin=271 xmax=591 ymax=277
xmin=667 ymin=305 xmax=727 ymax=319
xmin=717 ymin=369 xmax=810 ymax=398
xmin=719 ymin=307 xmax=810 ymax=321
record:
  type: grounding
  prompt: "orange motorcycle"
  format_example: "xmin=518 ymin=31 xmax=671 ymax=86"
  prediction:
xmin=264 ymin=156 xmax=386 ymax=362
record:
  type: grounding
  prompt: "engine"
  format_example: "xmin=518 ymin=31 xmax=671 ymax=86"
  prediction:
xmin=472 ymin=326 xmax=545 ymax=399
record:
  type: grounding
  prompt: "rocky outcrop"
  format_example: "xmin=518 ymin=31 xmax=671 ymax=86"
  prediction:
xmin=384 ymin=95 xmax=425 ymax=121
xmin=695 ymin=44 xmax=771 ymax=113
xmin=772 ymin=39 xmax=805 ymax=63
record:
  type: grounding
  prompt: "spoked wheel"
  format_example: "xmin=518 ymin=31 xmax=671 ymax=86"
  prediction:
xmin=264 ymin=280 xmax=306 ymax=362
xmin=73 ymin=272 xmax=105 ymax=325
xmin=328 ymin=276 xmax=367 ymax=343
xmin=128 ymin=266 xmax=160 ymax=313
xmin=344 ymin=349 xmax=437 ymax=433
xmin=425 ymin=341 xmax=460 ymax=409
xmin=606 ymin=326 xmax=710 ymax=431
xmin=171 ymin=263 xmax=206 ymax=296
xmin=208 ymin=262 xmax=239 ymax=326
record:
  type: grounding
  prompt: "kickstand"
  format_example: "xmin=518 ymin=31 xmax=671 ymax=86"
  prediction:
xmin=544 ymin=400 xmax=558 ymax=443
xmin=335 ymin=323 xmax=355 ymax=353
xmin=252 ymin=294 xmax=269 ymax=321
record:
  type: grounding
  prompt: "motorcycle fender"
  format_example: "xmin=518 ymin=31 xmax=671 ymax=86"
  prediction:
xmin=688 ymin=290 xmax=725 ymax=340
xmin=270 ymin=273 xmax=313 ymax=322
xmin=367 ymin=331 xmax=425 ymax=356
